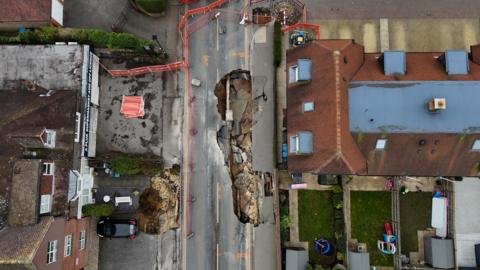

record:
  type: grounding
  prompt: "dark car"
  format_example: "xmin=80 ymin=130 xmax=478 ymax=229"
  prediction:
xmin=97 ymin=219 xmax=139 ymax=239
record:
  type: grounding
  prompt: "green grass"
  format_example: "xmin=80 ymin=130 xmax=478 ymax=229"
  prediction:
xmin=400 ymin=192 xmax=432 ymax=254
xmin=351 ymin=191 xmax=393 ymax=267
xmin=135 ymin=0 xmax=167 ymax=13
xmin=298 ymin=190 xmax=334 ymax=265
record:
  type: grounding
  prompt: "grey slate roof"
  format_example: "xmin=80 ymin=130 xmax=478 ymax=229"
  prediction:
xmin=348 ymin=81 xmax=480 ymax=134
xmin=424 ymin=237 xmax=454 ymax=269
xmin=298 ymin=131 xmax=313 ymax=154
xmin=382 ymin=51 xmax=406 ymax=76
xmin=442 ymin=50 xmax=470 ymax=75
xmin=348 ymin=252 xmax=370 ymax=270
xmin=286 ymin=249 xmax=308 ymax=270
xmin=298 ymin=59 xmax=312 ymax=81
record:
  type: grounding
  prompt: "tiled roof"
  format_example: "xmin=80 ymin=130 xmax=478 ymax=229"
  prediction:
xmin=0 ymin=216 xmax=53 ymax=264
xmin=0 ymin=0 xmax=51 ymax=23
xmin=8 ymin=160 xmax=41 ymax=227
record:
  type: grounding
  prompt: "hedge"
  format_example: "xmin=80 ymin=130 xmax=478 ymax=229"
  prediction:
xmin=82 ymin=203 xmax=115 ymax=217
xmin=4 ymin=27 xmax=154 ymax=53
xmin=273 ymin=21 xmax=283 ymax=67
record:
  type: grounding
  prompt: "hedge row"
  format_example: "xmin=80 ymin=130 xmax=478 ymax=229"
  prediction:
xmin=1 ymin=27 xmax=154 ymax=53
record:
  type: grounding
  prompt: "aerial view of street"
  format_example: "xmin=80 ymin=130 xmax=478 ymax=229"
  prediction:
xmin=1 ymin=0 xmax=480 ymax=270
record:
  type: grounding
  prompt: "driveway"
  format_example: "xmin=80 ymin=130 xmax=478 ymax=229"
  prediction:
xmin=98 ymin=229 xmax=179 ymax=270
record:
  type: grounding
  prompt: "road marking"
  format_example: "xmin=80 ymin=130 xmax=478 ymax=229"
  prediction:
xmin=244 ymin=24 xmax=249 ymax=69
xmin=216 ymin=18 xmax=219 ymax=51
xmin=391 ymin=21 xmax=407 ymax=51
xmin=216 ymin=180 xmax=220 ymax=223
xmin=380 ymin=18 xmax=390 ymax=52
xmin=202 ymin=54 xmax=209 ymax=66
xmin=216 ymin=68 xmax=219 ymax=82
xmin=216 ymin=243 xmax=220 ymax=270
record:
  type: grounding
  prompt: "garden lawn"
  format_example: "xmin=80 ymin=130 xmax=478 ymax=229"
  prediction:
xmin=350 ymin=191 xmax=393 ymax=267
xmin=298 ymin=190 xmax=334 ymax=265
xmin=400 ymin=192 xmax=432 ymax=255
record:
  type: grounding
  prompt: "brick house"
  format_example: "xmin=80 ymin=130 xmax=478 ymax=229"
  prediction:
xmin=287 ymin=39 xmax=480 ymax=177
xmin=0 ymin=45 xmax=100 ymax=269
xmin=0 ymin=216 xmax=90 ymax=270
xmin=0 ymin=0 xmax=64 ymax=31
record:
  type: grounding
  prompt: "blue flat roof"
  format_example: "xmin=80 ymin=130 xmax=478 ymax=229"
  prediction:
xmin=348 ymin=81 xmax=480 ymax=134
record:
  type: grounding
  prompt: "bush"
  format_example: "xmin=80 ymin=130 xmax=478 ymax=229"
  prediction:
xmin=135 ymin=0 xmax=167 ymax=14
xmin=108 ymin=154 xmax=163 ymax=176
xmin=332 ymin=185 xmax=342 ymax=193
xmin=273 ymin=20 xmax=282 ymax=67
xmin=2 ymin=27 xmax=154 ymax=53
xmin=280 ymin=214 xmax=292 ymax=231
xmin=82 ymin=203 xmax=114 ymax=217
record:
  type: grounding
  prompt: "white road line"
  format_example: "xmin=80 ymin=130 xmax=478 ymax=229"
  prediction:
xmin=216 ymin=180 xmax=220 ymax=224
xmin=216 ymin=18 xmax=219 ymax=51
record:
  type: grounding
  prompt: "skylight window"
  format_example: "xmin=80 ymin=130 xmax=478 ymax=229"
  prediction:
xmin=375 ymin=139 xmax=387 ymax=150
xmin=472 ymin=139 xmax=480 ymax=151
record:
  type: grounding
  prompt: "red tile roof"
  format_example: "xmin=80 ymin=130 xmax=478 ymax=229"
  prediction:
xmin=0 ymin=0 xmax=51 ymax=23
xmin=287 ymin=40 xmax=367 ymax=175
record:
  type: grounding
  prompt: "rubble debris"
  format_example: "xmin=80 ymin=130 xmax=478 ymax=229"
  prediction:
xmin=215 ymin=70 xmax=261 ymax=225
xmin=137 ymin=165 xmax=180 ymax=234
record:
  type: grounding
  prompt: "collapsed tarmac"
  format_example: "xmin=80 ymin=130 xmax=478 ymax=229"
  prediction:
xmin=215 ymin=70 xmax=260 ymax=225
xmin=137 ymin=165 xmax=180 ymax=234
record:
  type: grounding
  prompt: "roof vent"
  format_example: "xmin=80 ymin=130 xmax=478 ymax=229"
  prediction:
xmin=438 ymin=50 xmax=469 ymax=75
xmin=428 ymin=98 xmax=446 ymax=112
xmin=379 ymin=51 xmax=406 ymax=76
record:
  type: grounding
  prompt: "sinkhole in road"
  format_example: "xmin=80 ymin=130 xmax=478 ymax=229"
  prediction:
xmin=214 ymin=69 xmax=261 ymax=225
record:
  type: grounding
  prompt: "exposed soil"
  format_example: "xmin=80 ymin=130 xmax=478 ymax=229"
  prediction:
xmin=215 ymin=70 xmax=260 ymax=225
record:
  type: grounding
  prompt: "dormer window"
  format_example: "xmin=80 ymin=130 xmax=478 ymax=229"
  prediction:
xmin=289 ymin=131 xmax=313 ymax=155
xmin=303 ymin=101 xmax=314 ymax=112
xmin=376 ymin=139 xmax=387 ymax=150
xmin=289 ymin=59 xmax=312 ymax=84
xmin=472 ymin=139 xmax=480 ymax=151
xmin=44 ymin=129 xmax=56 ymax=148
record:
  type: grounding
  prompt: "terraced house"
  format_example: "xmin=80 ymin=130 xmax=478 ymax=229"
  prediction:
xmin=287 ymin=39 xmax=480 ymax=177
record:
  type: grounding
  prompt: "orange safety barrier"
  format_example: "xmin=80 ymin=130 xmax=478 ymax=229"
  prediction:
xmin=281 ymin=22 xmax=321 ymax=40
xmin=108 ymin=61 xmax=186 ymax=77
xmin=178 ymin=0 xmax=226 ymax=31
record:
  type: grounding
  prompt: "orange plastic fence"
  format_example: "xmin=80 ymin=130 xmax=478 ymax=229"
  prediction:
xmin=108 ymin=61 xmax=186 ymax=76
xmin=178 ymin=0 xmax=226 ymax=31
xmin=281 ymin=22 xmax=320 ymax=40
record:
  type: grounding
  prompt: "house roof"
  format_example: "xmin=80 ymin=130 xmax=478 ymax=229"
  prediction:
xmin=348 ymin=252 xmax=370 ymax=270
xmin=382 ymin=51 xmax=406 ymax=75
xmin=0 ymin=216 xmax=53 ymax=264
xmin=424 ymin=237 xmax=454 ymax=268
xmin=285 ymin=249 xmax=308 ymax=270
xmin=287 ymin=40 xmax=367 ymax=174
xmin=0 ymin=45 xmax=84 ymax=91
xmin=287 ymin=40 xmax=480 ymax=176
xmin=348 ymin=81 xmax=480 ymax=134
xmin=8 ymin=160 xmax=41 ymax=227
xmin=0 ymin=0 xmax=51 ymax=23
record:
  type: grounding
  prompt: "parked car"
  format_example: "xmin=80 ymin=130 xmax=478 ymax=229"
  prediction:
xmin=97 ymin=219 xmax=139 ymax=239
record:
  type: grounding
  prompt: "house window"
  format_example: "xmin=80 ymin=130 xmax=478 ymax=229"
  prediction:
xmin=472 ymin=139 xmax=480 ymax=151
xmin=42 ymin=162 xmax=54 ymax=175
xmin=40 ymin=194 xmax=52 ymax=214
xmin=47 ymin=240 xmax=58 ymax=264
xmin=289 ymin=65 xmax=298 ymax=83
xmin=64 ymin=235 xmax=72 ymax=257
xmin=74 ymin=112 xmax=81 ymax=143
xmin=376 ymin=139 xmax=387 ymax=150
xmin=44 ymin=129 xmax=56 ymax=148
xmin=80 ymin=230 xmax=86 ymax=250
xmin=289 ymin=135 xmax=299 ymax=153
xmin=303 ymin=101 xmax=314 ymax=112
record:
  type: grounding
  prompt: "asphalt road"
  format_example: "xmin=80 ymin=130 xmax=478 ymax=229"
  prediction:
xmin=303 ymin=0 xmax=480 ymax=19
xmin=185 ymin=0 xmax=253 ymax=269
